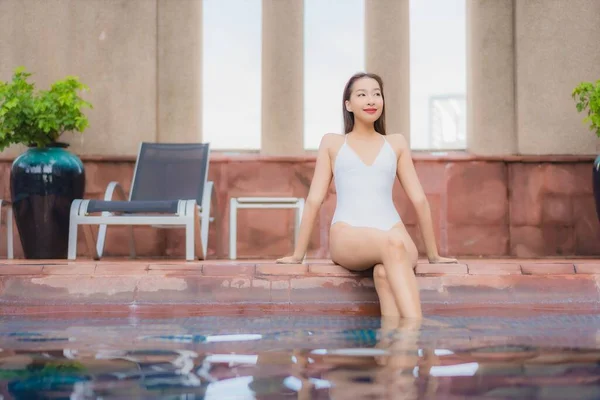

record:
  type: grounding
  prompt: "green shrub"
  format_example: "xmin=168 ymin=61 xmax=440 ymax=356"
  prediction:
xmin=572 ymin=80 xmax=600 ymax=138
xmin=0 ymin=66 xmax=92 ymax=150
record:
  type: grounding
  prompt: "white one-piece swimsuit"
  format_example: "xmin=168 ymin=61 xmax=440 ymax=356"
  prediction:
xmin=331 ymin=135 xmax=402 ymax=231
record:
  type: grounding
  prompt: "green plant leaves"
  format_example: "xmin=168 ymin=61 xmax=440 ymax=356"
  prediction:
xmin=573 ymin=80 xmax=600 ymax=137
xmin=0 ymin=67 xmax=92 ymax=150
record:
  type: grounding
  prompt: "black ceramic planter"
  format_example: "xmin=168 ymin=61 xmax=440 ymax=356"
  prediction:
xmin=10 ymin=143 xmax=85 ymax=259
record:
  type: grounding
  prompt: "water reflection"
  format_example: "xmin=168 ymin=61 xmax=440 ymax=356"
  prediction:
xmin=1 ymin=315 xmax=600 ymax=398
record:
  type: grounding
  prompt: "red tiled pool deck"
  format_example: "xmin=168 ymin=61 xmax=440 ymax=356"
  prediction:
xmin=1 ymin=258 xmax=600 ymax=317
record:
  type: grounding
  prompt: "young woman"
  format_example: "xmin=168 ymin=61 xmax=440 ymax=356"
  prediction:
xmin=277 ymin=72 xmax=456 ymax=319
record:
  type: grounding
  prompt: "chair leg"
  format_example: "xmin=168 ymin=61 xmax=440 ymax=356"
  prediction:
xmin=209 ymin=182 xmax=222 ymax=258
xmin=201 ymin=208 xmax=210 ymax=260
xmin=200 ymin=182 xmax=212 ymax=260
xmin=96 ymin=223 xmax=108 ymax=259
xmin=68 ymin=202 xmax=80 ymax=260
xmin=97 ymin=221 xmax=135 ymax=259
xmin=195 ymin=207 xmax=204 ymax=260
xmin=229 ymin=198 xmax=238 ymax=260
xmin=7 ymin=207 xmax=13 ymax=260
xmin=83 ymin=225 xmax=99 ymax=260
xmin=184 ymin=201 xmax=197 ymax=261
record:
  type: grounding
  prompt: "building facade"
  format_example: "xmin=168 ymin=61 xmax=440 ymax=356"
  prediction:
xmin=1 ymin=0 xmax=599 ymax=258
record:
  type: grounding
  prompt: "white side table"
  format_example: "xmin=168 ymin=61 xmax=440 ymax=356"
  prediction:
xmin=0 ymin=199 xmax=14 ymax=259
xmin=229 ymin=197 xmax=305 ymax=260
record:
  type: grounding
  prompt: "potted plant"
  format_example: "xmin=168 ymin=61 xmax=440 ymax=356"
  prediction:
xmin=0 ymin=67 xmax=92 ymax=259
xmin=572 ymin=80 xmax=600 ymax=223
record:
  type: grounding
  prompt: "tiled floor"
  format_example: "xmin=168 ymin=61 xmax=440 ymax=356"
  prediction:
xmin=1 ymin=257 xmax=600 ymax=275
xmin=0 ymin=258 xmax=599 ymax=317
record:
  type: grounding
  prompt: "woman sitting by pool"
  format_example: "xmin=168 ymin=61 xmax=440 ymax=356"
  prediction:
xmin=277 ymin=72 xmax=457 ymax=319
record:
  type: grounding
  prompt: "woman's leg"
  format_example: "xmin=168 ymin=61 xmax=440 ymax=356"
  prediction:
xmin=373 ymin=264 xmax=402 ymax=317
xmin=330 ymin=222 xmax=421 ymax=318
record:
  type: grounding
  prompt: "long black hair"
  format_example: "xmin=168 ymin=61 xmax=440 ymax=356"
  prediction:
xmin=342 ymin=72 xmax=386 ymax=135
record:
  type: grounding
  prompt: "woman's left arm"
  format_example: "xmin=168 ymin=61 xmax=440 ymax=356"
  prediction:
xmin=392 ymin=134 xmax=456 ymax=263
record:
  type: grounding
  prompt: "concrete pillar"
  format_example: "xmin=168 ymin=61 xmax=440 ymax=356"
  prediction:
xmin=0 ymin=0 xmax=158 ymax=157
xmin=365 ymin=0 xmax=410 ymax=144
xmin=157 ymin=0 xmax=203 ymax=143
xmin=466 ymin=0 xmax=517 ymax=155
xmin=516 ymin=0 xmax=600 ymax=155
xmin=261 ymin=0 xmax=304 ymax=155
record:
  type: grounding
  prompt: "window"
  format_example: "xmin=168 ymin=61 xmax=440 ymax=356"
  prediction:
xmin=409 ymin=0 xmax=466 ymax=150
xmin=304 ymin=0 xmax=365 ymax=150
xmin=202 ymin=0 xmax=262 ymax=150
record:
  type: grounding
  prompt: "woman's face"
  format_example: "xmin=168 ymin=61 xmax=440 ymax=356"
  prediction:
xmin=345 ymin=77 xmax=384 ymax=124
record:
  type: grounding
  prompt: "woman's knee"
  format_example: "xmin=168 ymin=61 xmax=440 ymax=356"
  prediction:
xmin=385 ymin=231 xmax=418 ymax=266
xmin=386 ymin=231 xmax=406 ymax=253
xmin=373 ymin=263 xmax=386 ymax=280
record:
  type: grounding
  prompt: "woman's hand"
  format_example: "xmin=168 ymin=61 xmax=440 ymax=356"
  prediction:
xmin=428 ymin=255 xmax=458 ymax=264
xmin=276 ymin=255 xmax=304 ymax=264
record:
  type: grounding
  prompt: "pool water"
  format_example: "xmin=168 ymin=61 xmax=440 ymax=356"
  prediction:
xmin=1 ymin=314 xmax=600 ymax=399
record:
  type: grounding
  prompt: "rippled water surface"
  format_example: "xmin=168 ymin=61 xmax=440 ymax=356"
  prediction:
xmin=1 ymin=314 xmax=600 ymax=399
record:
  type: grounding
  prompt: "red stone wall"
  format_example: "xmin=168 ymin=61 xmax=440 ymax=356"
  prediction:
xmin=1 ymin=154 xmax=598 ymax=259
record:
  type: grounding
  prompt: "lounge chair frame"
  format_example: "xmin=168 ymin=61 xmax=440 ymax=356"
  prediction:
xmin=68 ymin=143 xmax=217 ymax=261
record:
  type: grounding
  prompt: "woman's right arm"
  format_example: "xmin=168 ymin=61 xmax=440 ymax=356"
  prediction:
xmin=277 ymin=134 xmax=335 ymax=263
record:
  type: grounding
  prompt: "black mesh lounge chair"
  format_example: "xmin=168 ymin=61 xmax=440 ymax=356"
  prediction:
xmin=68 ymin=143 xmax=218 ymax=261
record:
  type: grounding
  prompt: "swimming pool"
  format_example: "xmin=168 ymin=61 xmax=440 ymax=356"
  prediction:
xmin=1 ymin=314 xmax=600 ymax=399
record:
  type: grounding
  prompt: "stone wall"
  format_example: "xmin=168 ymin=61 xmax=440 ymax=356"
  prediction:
xmin=0 ymin=154 xmax=598 ymax=259
xmin=0 ymin=0 xmax=202 ymax=158
xmin=467 ymin=0 xmax=600 ymax=155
